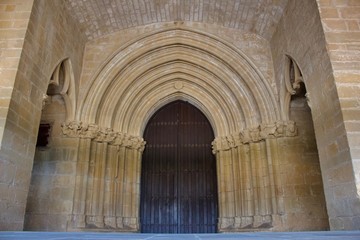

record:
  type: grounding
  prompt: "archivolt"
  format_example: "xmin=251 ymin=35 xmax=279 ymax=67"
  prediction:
xmin=78 ymin=27 xmax=280 ymax=137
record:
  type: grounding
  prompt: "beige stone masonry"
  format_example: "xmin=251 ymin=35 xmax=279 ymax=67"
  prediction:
xmin=0 ymin=0 xmax=34 ymax=230
xmin=3 ymin=0 xmax=356 ymax=232
xmin=64 ymin=0 xmax=288 ymax=41
xmin=65 ymin=23 xmax=328 ymax=232
xmin=0 ymin=0 xmax=33 ymax=146
xmin=0 ymin=0 xmax=86 ymax=231
xmin=271 ymin=0 xmax=359 ymax=230
xmin=317 ymin=0 xmax=360 ymax=230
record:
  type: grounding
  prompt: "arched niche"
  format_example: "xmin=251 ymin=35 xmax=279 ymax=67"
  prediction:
xmin=25 ymin=58 xmax=78 ymax=231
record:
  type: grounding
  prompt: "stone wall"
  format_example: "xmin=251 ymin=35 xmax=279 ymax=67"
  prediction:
xmin=276 ymin=96 xmax=329 ymax=230
xmin=0 ymin=0 xmax=34 ymax=230
xmin=0 ymin=0 xmax=33 ymax=146
xmin=24 ymin=81 xmax=78 ymax=230
xmin=271 ymin=0 xmax=359 ymax=230
xmin=0 ymin=0 xmax=86 ymax=230
xmin=2 ymin=0 xmax=358 ymax=231
xmin=317 ymin=0 xmax=360 ymax=229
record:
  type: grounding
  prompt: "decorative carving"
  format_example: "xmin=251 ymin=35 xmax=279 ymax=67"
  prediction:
xmin=123 ymin=135 xmax=146 ymax=152
xmin=285 ymin=120 xmax=297 ymax=137
xmin=212 ymin=136 xmax=231 ymax=154
xmin=260 ymin=122 xmax=276 ymax=138
xmin=112 ymin=132 xmax=127 ymax=146
xmin=81 ymin=124 xmax=99 ymax=139
xmin=239 ymin=129 xmax=251 ymax=143
xmin=94 ymin=128 xmax=117 ymax=143
xmin=275 ymin=121 xmax=285 ymax=136
xmin=212 ymin=121 xmax=298 ymax=153
xmin=286 ymin=57 xmax=303 ymax=96
xmin=174 ymin=81 xmax=183 ymax=90
xmin=61 ymin=121 xmax=99 ymax=139
xmin=61 ymin=121 xmax=146 ymax=151
xmin=61 ymin=121 xmax=82 ymax=137
xmin=249 ymin=127 xmax=261 ymax=142
xmin=281 ymin=56 xmax=310 ymax=120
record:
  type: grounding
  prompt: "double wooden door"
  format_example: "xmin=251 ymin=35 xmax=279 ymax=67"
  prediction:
xmin=140 ymin=101 xmax=218 ymax=233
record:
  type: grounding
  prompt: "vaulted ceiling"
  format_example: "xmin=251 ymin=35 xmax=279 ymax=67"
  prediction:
xmin=64 ymin=0 xmax=288 ymax=41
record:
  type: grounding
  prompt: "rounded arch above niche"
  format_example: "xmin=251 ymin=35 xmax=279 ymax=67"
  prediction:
xmin=78 ymin=27 xmax=280 ymax=137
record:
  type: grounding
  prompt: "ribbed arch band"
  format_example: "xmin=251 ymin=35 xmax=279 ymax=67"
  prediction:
xmin=78 ymin=27 xmax=279 ymax=137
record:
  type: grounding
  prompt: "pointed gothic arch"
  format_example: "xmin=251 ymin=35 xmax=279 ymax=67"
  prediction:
xmin=77 ymin=27 xmax=280 ymax=136
xmin=65 ymin=27 xmax=301 ymax=232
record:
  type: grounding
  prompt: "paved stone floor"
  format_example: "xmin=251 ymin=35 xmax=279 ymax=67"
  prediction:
xmin=1 ymin=231 xmax=360 ymax=240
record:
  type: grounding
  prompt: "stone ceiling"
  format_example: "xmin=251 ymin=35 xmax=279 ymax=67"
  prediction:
xmin=64 ymin=0 xmax=288 ymax=41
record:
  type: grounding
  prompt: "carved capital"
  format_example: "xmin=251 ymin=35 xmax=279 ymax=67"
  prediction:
xmin=94 ymin=128 xmax=117 ymax=143
xmin=212 ymin=121 xmax=298 ymax=153
xmin=112 ymin=132 xmax=127 ymax=146
xmin=61 ymin=121 xmax=99 ymax=139
xmin=61 ymin=121 xmax=146 ymax=151
xmin=211 ymin=136 xmax=231 ymax=154
xmin=260 ymin=123 xmax=277 ymax=138
xmin=81 ymin=124 xmax=100 ymax=139
xmin=123 ymin=135 xmax=146 ymax=152
xmin=285 ymin=120 xmax=297 ymax=137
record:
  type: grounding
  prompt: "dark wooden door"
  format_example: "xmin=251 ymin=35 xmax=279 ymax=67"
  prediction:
xmin=140 ymin=101 xmax=218 ymax=233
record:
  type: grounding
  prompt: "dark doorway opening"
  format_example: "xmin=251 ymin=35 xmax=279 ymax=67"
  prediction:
xmin=140 ymin=101 xmax=218 ymax=233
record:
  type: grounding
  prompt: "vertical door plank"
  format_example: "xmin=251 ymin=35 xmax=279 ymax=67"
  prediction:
xmin=140 ymin=101 xmax=218 ymax=233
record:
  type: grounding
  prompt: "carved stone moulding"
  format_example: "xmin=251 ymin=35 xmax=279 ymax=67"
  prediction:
xmin=212 ymin=121 xmax=297 ymax=153
xmin=61 ymin=121 xmax=146 ymax=152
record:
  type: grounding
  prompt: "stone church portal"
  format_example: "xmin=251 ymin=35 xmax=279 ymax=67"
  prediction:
xmin=0 ymin=0 xmax=359 ymax=233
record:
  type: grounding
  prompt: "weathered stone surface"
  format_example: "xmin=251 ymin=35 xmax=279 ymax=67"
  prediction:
xmin=64 ymin=0 xmax=288 ymax=41
xmin=317 ymin=0 xmax=360 ymax=230
xmin=0 ymin=0 xmax=359 ymax=233
xmin=0 ymin=0 xmax=85 ymax=231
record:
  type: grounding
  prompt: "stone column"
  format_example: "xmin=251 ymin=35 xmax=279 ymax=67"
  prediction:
xmin=61 ymin=121 xmax=145 ymax=231
xmin=112 ymin=134 xmax=145 ymax=230
xmin=88 ymin=141 xmax=108 ymax=228
xmin=212 ymin=121 xmax=298 ymax=231
xmin=71 ymin=138 xmax=92 ymax=228
xmin=104 ymin=144 xmax=118 ymax=228
xmin=61 ymin=122 xmax=98 ymax=229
